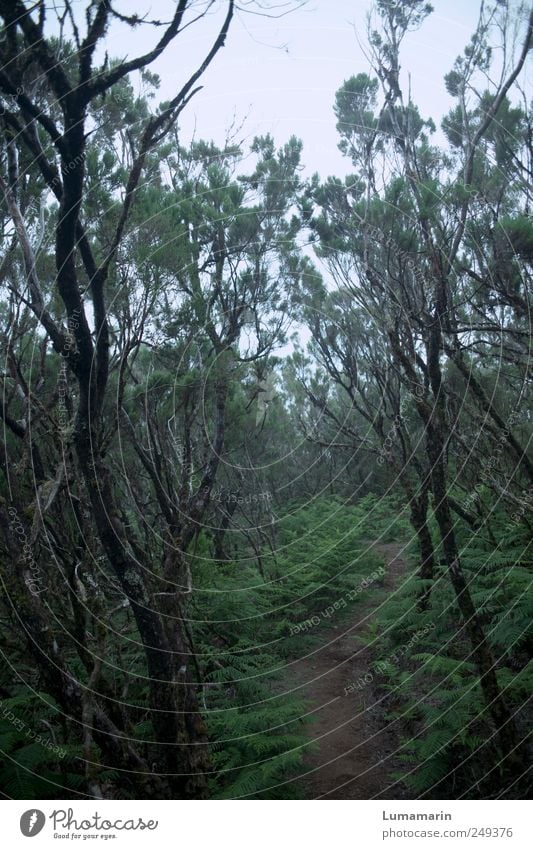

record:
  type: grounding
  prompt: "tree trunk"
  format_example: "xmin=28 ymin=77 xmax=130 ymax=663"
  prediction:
xmin=426 ymin=422 xmax=525 ymax=777
xmin=75 ymin=429 xmax=212 ymax=797
xmin=409 ymin=487 xmax=435 ymax=611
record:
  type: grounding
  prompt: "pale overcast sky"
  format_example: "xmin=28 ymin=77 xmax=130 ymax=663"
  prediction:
xmin=99 ymin=0 xmax=484 ymax=176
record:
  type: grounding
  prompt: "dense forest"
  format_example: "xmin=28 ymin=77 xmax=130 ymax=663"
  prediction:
xmin=0 ymin=0 xmax=531 ymax=801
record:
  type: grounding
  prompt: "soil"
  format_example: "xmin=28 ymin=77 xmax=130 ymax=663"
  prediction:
xmin=286 ymin=542 xmax=409 ymax=799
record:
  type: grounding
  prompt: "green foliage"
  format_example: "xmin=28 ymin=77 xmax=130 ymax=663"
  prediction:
xmin=190 ymin=496 xmax=390 ymax=798
xmin=370 ymin=508 xmax=532 ymax=798
xmin=0 ymin=693 xmax=84 ymax=799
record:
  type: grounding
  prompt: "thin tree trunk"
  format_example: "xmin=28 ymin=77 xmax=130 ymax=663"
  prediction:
xmin=426 ymin=422 xmax=525 ymax=776
xmin=409 ymin=487 xmax=435 ymax=611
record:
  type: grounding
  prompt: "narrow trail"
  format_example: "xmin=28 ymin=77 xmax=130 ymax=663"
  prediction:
xmin=289 ymin=542 xmax=408 ymax=800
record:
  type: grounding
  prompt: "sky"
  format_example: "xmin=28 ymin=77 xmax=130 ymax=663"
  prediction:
xmin=98 ymin=0 xmax=484 ymax=177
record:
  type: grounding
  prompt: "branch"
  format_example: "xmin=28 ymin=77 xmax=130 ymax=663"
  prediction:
xmin=79 ymin=0 xmax=110 ymax=84
xmin=0 ymin=69 xmax=68 ymax=156
xmin=448 ymin=8 xmax=533 ymax=268
xmin=86 ymin=0 xmax=190 ymax=99
xmin=0 ymin=0 xmax=73 ymax=104
xmin=0 ymin=173 xmax=72 ymax=364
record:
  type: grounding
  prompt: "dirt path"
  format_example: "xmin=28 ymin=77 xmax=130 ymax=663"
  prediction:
xmin=287 ymin=542 xmax=408 ymax=799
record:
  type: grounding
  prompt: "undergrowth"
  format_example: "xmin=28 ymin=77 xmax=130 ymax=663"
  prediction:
xmin=192 ymin=494 xmax=397 ymax=798
xmin=367 ymin=508 xmax=532 ymax=799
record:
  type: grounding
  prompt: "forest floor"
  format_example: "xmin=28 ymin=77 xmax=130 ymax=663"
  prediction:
xmin=287 ymin=542 xmax=409 ymax=799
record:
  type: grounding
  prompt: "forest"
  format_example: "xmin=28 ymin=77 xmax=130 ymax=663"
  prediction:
xmin=0 ymin=0 xmax=531 ymax=802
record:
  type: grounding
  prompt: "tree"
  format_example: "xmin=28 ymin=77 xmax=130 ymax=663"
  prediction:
xmin=307 ymin=0 xmax=532 ymax=779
